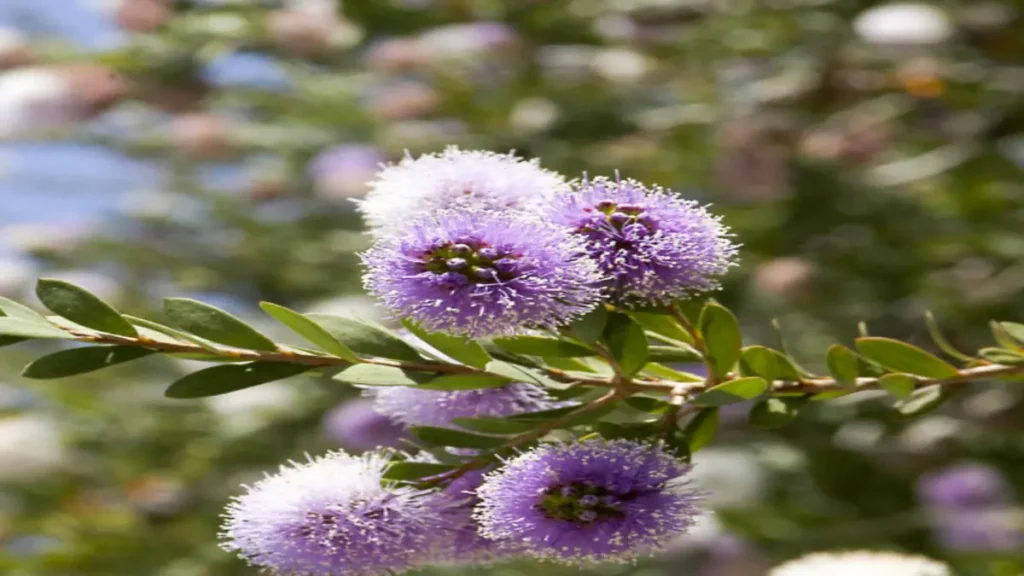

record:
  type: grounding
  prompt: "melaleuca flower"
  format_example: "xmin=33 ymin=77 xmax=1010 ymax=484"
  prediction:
xmin=475 ymin=438 xmax=702 ymax=565
xmin=221 ymin=451 xmax=446 ymax=576
xmin=322 ymin=398 xmax=405 ymax=451
xmin=361 ymin=209 xmax=602 ymax=337
xmin=428 ymin=469 xmax=523 ymax=565
xmin=356 ymin=147 xmax=567 ymax=235
xmin=769 ymin=551 xmax=951 ymax=576
xmin=368 ymin=383 xmax=565 ymax=428
xmin=551 ymin=176 xmax=737 ymax=306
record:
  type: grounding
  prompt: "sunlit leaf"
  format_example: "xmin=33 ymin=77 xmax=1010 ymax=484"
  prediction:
xmin=36 ymin=279 xmax=137 ymax=337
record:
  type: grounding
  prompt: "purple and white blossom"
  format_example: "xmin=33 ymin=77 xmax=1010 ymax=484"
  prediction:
xmin=769 ymin=551 xmax=951 ymax=576
xmin=322 ymin=398 xmax=405 ymax=451
xmin=475 ymin=438 xmax=702 ymax=565
xmin=221 ymin=451 xmax=446 ymax=576
xmin=368 ymin=383 xmax=565 ymax=429
xmin=361 ymin=208 xmax=602 ymax=337
xmin=550 ymin=176 xmax=737 ymax=306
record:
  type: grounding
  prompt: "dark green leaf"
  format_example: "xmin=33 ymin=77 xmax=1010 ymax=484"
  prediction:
xmin=165 ymin=298 xmax=276 ymax=351
xmin=402 ymin=320 xmax=491 ymax=368
xmin=998 ymin=322 xmax=1024 ymax=347
xmin=699 ymin=303 xmax=741 ymax=379
xmin=382 ymin=462 xmax=453 ymax=481
xmin=749 ymin=397 xmax=805 ymax=429
xmin=878 ymin=373 xmax=917 ymax=399
xmin=740 ymin=346 xmax=802 ymax=380
xmin=0 ymin=318 xmax=68 ymax=339
xmin=165 ymin=362 xmax=310 ymax=399
xmin=597 ymin=421 xmax=657 ymax=441
xmin=694 ymin=377 xmax=767 ymax=406
xmin=567 ymin=305 xmax=608 ymax=343
xmin=414 ymin=373 xmax=510 ymax=390
xmin=856 ymin=337 xmax=960 ymax=379
xmin=307 ymin=314 xmax=422 ymax=362
xmin=895 ymin=385 xmax=958 ymax=417
xmin=647 ymin=345 xmax=702 ymax=363
xmin=979 ymin=348 xmax=1024 ymax=366
xmin=410 ymin=426 xmax=508 ymax=449
xmin=452 ymin=417 xmax=537 ymax=435
xmin=826 ymin=345 xmax=860 ymax=388
xmin=261 ymin=302 xmax=360 ymax=362
xmin=627 ymin=311 xmax=694 ymax=345
xmin=625 ymin=396 xmax=673 ymax=413
xmin=602 ymin=313 xmax=648 ymax=376
xmin=492 ymin=336 xmax=593 ymax=358
xmin=22 ymin=346 xmax=154 ymax=379
xmin=333 ymin=364 xmax=433 ymax=387
xmin=682 ymin=408 xmax=719 ymax=453
xmin=36 ymin=279 xmax=137 ymax=337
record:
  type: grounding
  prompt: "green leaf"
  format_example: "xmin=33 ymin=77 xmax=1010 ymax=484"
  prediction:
xmin=895 ymin=385 xmax=958 ymax=417
xmin=978 ymin=347 xmax=1024 ymax=366
xmin=22 ymin=346 xmax=155 ymax=379
xmin=693 ymin=376 xmax=767 ymax=406
xmin=410 ymin=426 xmax=508 ymax=449
xmin=124 ymin=315 xmax=222 ymax=352
xmin=998 ymin=322 xmax=1024 ymax=347
xmin=682 ymin=408 xmax=719 ymax=453
xmin=740 ymin=346 xmax=802 ymax=380
xmin=492 ymin=336 xmax=593 ymax=358
xmin=855 ymin=337 xmax=960 ymax=379
xmin=333 ymin=364 xmax=433 ymax=387
xmin=749 ymin=397 xmax=805 ymax=429
xmin=0 ymin=296 xmax=50 ymax=322
xmin=382 ymin=462 xmax=453 ymax=482
xmin=597 ymin=421 xmax=657 ymax=441
xmin=878 ymin=373 xmax=917 ymax=399
xmin=414 ymin=374 xmax=511 ymax=390
xmin=307 ymin=314 xmax=422 ymax=362
xmin=451 ymin=417 xmax=537 ymax=435
xmin=164 ymin=298 xmax=276 ymax=351
xmin=627 ymin=311 xmax=694 ymax=345
xmin=602 ymin=313 xmax=649 ymax=376
xmin=641 ymin=363 xmax=704 ymax=382
xmin=698 ymin=303 xmax=741 ymax=379
xmin=484 ymin=360 xmax=544 ymax=385
xmin=260 ymin=302 xmax=360 ymax=362
xmin=924 ymin=311 xmax=973 ymax=362
xmin=165 ymin=362 xmax=310 ymax=399
xmin=0 ymin=318 xmax=68 ymax=339
xmin=826 ymin=345 xmax=860 ymax=388
xmin=647 ymin=345 xmax=702 ymax=363
xmin=567 ymin=306 xmax=608 ymax=343
xmin=990 ymin=321 xmax=1020 ymax=350
xmin=36 ymin=279 xmax=137 ymax=337
xmin=402 ymin=320 xmax=491 ymax=368
xmin=624 ymin=396 xmax=673 ymax=413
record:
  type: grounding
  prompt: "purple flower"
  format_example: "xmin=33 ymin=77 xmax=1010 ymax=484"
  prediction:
xmin=368 ymin=383 xmax=565 ymax=428
xmin=356 ymin=147 xmax=568 ymax=236
xmin=221 ymin=451 xmax=446 ymax=576
xmin=427 ymin=469 xmax=524 ymax=565
xmin=308 ymin=144 xmax=385 ymax=200
xmin=361 ymin=209 xmax=603 ymax=337
xmin=475 ymin=438 xmax=702 ymax=565
xmin=929 ymin=509 xmax=1024 ymax=551
xmin=917 ymin=463 xmax=1012 ymax=509
xmin=322 ymin=399 xmax=405 ymax=451
xmin=550 ymin=176 xmax=738 ymax=306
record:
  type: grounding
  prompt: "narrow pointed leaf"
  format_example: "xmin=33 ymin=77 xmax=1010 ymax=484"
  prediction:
xmin=125 ymin=315 xmax=221 ymax=352
xmin=826 ymin=345 xmax=860 ymax=388
xmin=647 ymin=345 xmax=702 ymax=363
xmin=414 ymin=374 xmax=511 ymax=391
xmin=22 ymin=346 xmax=154 ymax=379
xmin=627 ymin=311 xmax=694 ymax=345
xmin=165 ymin=298 xmax=276 ymax=351
xmin=682 ymin=407 xmax=719 ymax=453
xmin=0 ymin=296 xmax=50 ymax=323
xmin=410 ymin=426 xmax=508 ymax=449
xmin=878 ymin=373 xmax=917 ymax=399
xmin=382 ymin=462 xmax=454 ymax=482
xmin=0 ymin=318 xmax=68 ymax=339
xmin=333 ymin=364 xmax=433 ymax=387
xmin=740 ymin=346 xmax=802 ymax=380
xmin=165 ymin=362 xmax=310 ymax=398
xmin=895 ymin=385 xmax=959 ymax=417
xmin=36 ymin=279 xmax=137 ymax=337
xmin=855 ymin=337 xmax=960 ymax=379
xmin=978 ymin=348 xmax=1024 ymax=366
xmin=485 ymin=360 xmax=544 ymax=385
xmin=492 ymin=336 xmax=593 ymax=358
xmin=998 ymin=322 xmax=1024 ymax=347
xmin=307 ymin=314 xmax=421 ymax=362
xmin=749 ymin=397 xmax=805 ymax=429
xmin=402 ymin=320 xmax=491 ymax=368
xmin=924 ymin=311 xmax=973 ymax=362
xmin=699 ymin=303 xmax=741 ymax=379
xmin=602 ymin=313 xmax=648 ymax=376
xmin=694 ymin=376 xmax=767 ymax=406
xmin=261 ymin=302 xmax=360 ymax=362
xmin=990 ymin=321 xmax=1019 ymax=350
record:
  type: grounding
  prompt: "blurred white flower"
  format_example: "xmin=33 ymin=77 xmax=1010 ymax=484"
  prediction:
xmin=0 ymin=257 xmax=35 ymax=297
xmin=205 ymin=382 xmax=301 ymax=436
xmin=690 ymin=447 xmax=767 ymax=508
xmin=853 ymin=3 xmax=953 ymax=46
xmin=0 ymin=414 xmax=67 ymax=484
xmin=0 ymin=68 xmax=75 ymax=137
xmin=898 ymin=415 xmax=965 ymax=453
xmin=667 ymin=512 xmax=724 ymax=552
xmin=770 ymin=551 xmax=950 ymax=576
xmin=509 ymin=97 xmax=560 ymax=135
xmin=2 ymin=222 xmax=91 ymax=255
xmin=591 ymin=47 xmax=650 ymax=83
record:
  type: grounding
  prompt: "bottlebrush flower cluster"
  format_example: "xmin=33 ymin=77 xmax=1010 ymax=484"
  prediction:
xmin=360 ymin=147 xmax=737 ymax=337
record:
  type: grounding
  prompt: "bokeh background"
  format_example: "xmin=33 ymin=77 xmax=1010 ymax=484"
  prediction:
xmin=1 ymin=0 xmax=1023 ymax=575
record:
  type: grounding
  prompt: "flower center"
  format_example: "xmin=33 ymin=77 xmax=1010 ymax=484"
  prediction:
xmin=421 ymin=239 xmax=520 ymax=284
xmin=584 ymin=200 xmax=655 ymax=233
xmin=538 ymin=482 xmax=626 ymax=523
